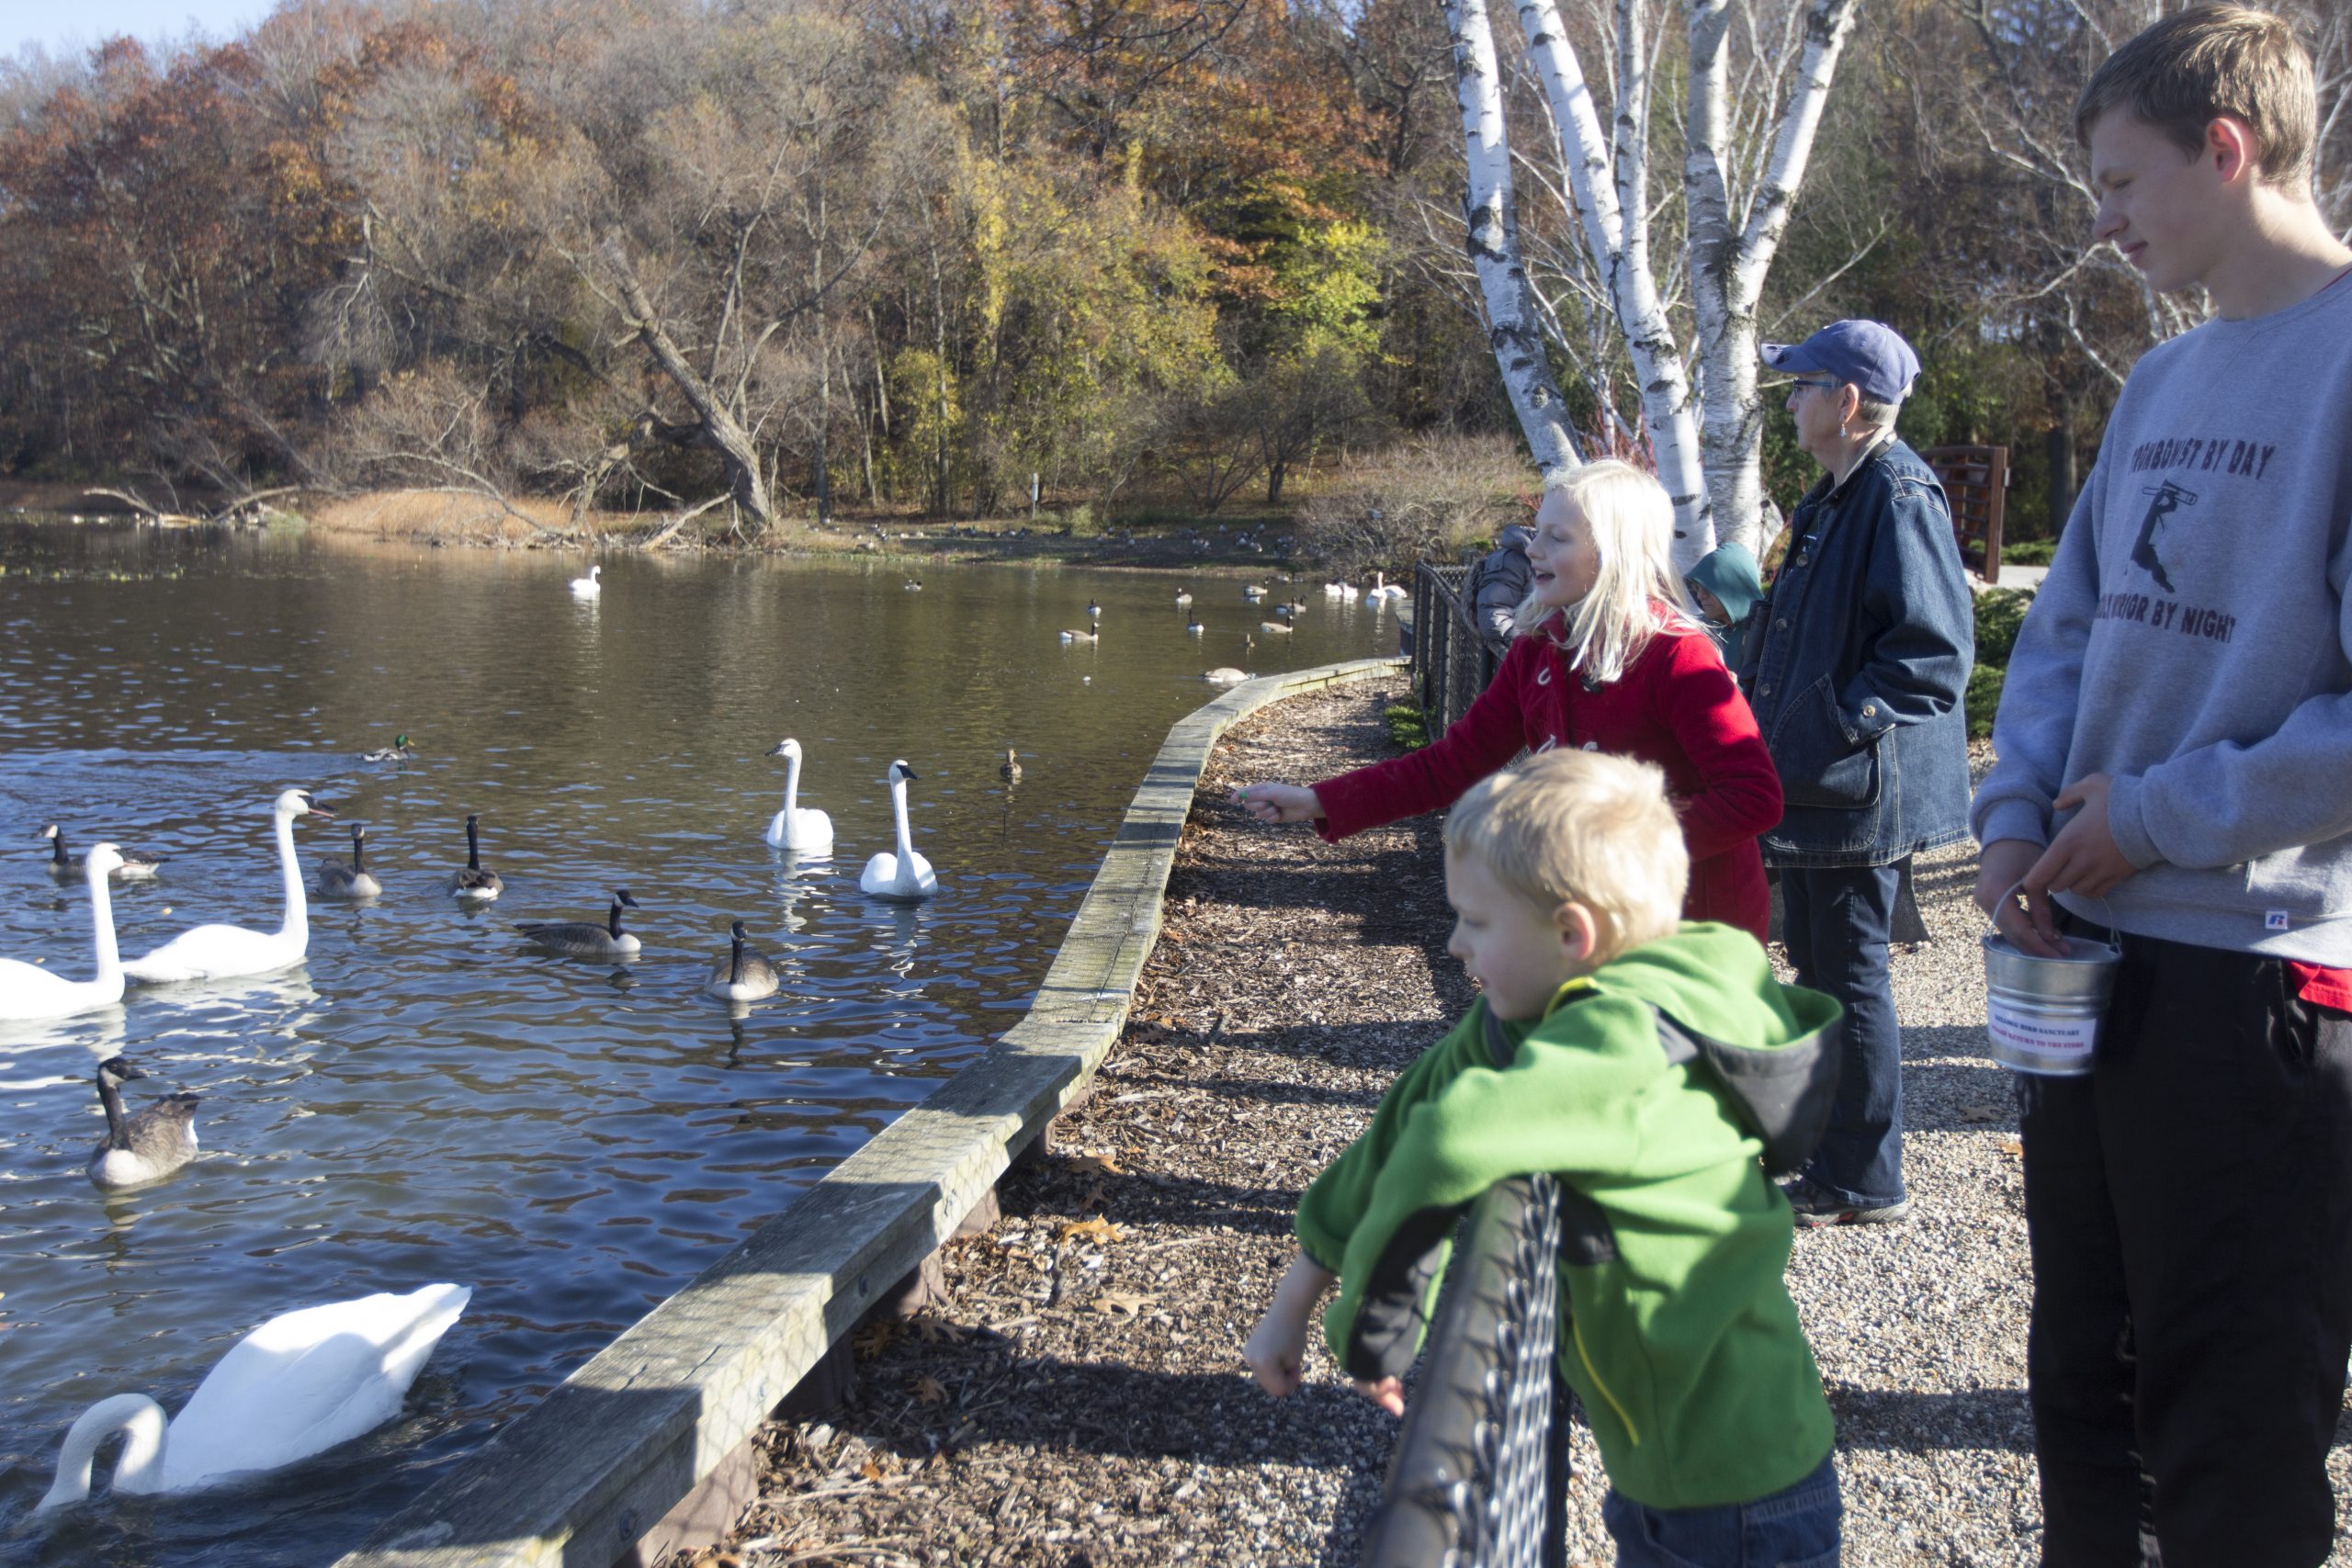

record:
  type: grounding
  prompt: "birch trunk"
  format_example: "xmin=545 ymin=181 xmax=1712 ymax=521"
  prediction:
xmin=1516 ymin=0 xmax=1710 ymax=565
xmin=1684 ymin=0 xmax=1859 ymax=555
xmin=1445 ymin=0 xmax=1582 ymax=476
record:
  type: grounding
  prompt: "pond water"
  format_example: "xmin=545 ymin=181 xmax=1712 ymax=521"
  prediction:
xmin=0 ymin=521 xmax=1396 ymax=1568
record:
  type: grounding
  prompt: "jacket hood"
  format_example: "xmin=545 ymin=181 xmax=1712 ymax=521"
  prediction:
xmin=1496 ymin=522 xmax=1533 ymax=551
xmin=1553 ymin=923 xmax=1837 ymax=1051
xmin=1684 ymin=543 xmax=1762 ymax=622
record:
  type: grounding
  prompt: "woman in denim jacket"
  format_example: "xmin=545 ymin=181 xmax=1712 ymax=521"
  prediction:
xmin=1738 ymin=321 xmax=1974 ymax=1226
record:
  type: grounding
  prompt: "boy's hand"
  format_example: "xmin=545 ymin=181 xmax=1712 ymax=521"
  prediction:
xmin=1978 ymin=839 xmax=2064 ymax=956
xmin=1352 ymin=1375 xmax=1407 ymax=1417
xmin=1243 ymin=1307 xmax=1310 ymax=1397
xmin=2034 ymin=773 xmax=2138 ymax=900
xmin=1232 ymin=784 xmax=1323 ymax=824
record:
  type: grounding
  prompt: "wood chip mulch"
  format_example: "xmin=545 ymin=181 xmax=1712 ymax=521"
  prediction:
xmin=675 ymin=681 xmax=1451 ymax=1567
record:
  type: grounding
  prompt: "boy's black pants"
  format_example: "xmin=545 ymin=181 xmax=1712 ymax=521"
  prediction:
xmin=2017 ymin=926 xmax=2352 ymax=1567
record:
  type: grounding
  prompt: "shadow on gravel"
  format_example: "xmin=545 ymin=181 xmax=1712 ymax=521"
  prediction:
xmin=1115 ymin=1071 xmax=1385 ymax=1110
xmin=1828 ymin=1383 xmax=2034 ymax=1452
xmin=995 ymin=1167 xmax=1303 ymax=1235
xmin=1901 ymin=1040 xmax=2022 ymax=1134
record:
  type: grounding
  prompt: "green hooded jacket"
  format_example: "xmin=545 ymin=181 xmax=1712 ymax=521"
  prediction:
xmin=1295 ymin=922 xmax=1840 ymax=1510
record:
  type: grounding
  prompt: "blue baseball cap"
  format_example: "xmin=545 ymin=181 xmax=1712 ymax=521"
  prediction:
xmin=1760 ymin=320 xmax=1920 ymax=403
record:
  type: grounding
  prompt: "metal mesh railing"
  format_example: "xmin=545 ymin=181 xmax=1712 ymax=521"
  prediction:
xmin=1358 ymin=1173 xmax=1565 ymax=1568
xmin=1409 ymin=562 xmax=1508 ymax=738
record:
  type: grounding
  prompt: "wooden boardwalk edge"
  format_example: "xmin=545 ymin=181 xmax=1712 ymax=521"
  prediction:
xmin=332 ymin=656 xmax=1408 ymax=1568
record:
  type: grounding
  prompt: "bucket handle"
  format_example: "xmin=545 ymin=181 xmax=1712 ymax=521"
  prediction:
xmin=1987 ymin=879 xmax=2117 ymax=948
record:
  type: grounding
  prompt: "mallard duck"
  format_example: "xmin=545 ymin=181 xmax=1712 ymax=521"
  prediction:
xmin=358 ymin=734 xmax=415 ymax=763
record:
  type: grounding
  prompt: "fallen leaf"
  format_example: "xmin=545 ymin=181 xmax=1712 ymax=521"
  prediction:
xmin=1058 ymin=1216 xmax=1124 ymax=1244
xmin=910 ymin=1374 xmax=948 ymax=1405
xmin=1999 ymin=1138 xmax=2025 ymax=1156
xmin=852 ymin=1323 xmax=899 ymax=1358
xmin=1079 ymin=1179 xmax=1109 ymax=1211
xmin=861 ymin=1459 xmax=886 ymax=1483
xmin=1091 ymin=1291 xmax=1158 ymax=1316
xmin=1069 ymin=1151 xmax=1126 ymax=1177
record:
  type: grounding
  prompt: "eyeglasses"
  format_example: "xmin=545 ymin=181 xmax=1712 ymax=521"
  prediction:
xmin=1787 ymin=377 xmax=1840 ymax=394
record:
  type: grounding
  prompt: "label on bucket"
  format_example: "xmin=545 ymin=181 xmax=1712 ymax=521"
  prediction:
xmin=1987 ymin=999 xmax=2098 ymax=1062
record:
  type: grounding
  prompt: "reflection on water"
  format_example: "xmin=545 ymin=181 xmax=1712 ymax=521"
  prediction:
xmin=0 ymin=521 xmax=1393 ymax=1566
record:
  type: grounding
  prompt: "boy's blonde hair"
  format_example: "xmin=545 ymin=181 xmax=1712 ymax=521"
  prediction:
xmin=2075 ymin=5 xmax=2320 ymax=189
xmin=1516 ymin=458 xmax=1697 ymax=686
xmin=1443 ymin=750 xmax=1688 ymax=961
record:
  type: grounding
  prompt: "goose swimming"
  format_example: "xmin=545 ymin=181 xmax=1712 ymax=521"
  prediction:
xmin=86 ymin=1057 xmax=200 ymax=1191
xmin=764 ymin=739 xmax=834 ymax=853
xmin=1000 ymin=748 xmax=1023 ymax=784
xmin=445 ymin=814 xmax=503 ymax=902
xmin=42 ymin=824 xmax=164 ymax=881
xmin=517 ymin=890 xmax=641 ymax=958
xmin=37 ymin=1283 xmax=469 ymax=1508
xmin=704 ymin=919 xmax=782 ymax=1001
xmin=1057 ymin=625 xmax=1099 ymax=644
xmin=859 ymin=761 xmax=937 ymax=902
xmin=0 ymin=842 xmax=125 ymax=1020
xmin=316 ymin=823 xmax=383 ymax=899
xmin=124 ymin=792 xmax=330 ymax=985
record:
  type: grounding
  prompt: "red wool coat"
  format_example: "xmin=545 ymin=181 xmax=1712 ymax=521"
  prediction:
xmin=1314 ymin=618 xmax=1782 ymax=941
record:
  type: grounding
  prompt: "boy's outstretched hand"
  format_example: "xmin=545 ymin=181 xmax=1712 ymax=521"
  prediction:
xmin=1353 ymin=1376 xmax=1407 ymax=1417
xmin=1245 ymin=1253 xmax=1338 ymax=1397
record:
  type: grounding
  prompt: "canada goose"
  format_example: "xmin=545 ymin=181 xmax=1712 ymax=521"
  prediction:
xmin=1322 ymin=577 xmax=1350 ymax=595
xmin=764 ymin=739 xmax=834 ymax=852
xmin=860 ymin=761 xmax=937 ymax=901
xmin=358 ymin=734 xmax=415 ymax=763
xmin=40 ymin=823 xmax=164 ymax=881
xmin=1058 ymin=625 xmax=1099 ymax=644
xmin=86 ymin=1057 xmax=200 ymax=1190
xmin=1000 ymin=748 xmax=1023 ymax=784
xmin=1185 ymin=615 xmax=1204 ymax=635
xmin=1202 ymin=636 xmax=1256 ymax=686
xmin=123 ymin=791 xmax=332 ymax=985
xmin=446 ymin=814 xmax=503 ymax=902
xmin=1242 ymin=584 xmax=1267 ymax=602
xmin=1277 ymin=600 xmax=1306 ymax=615
xmin=570 ymin=564 xmax=602 ymax=596
xmin=38 ymin=1284 xmax=469 ymax=1508
xmin=517 ymin=890 xmax=642 ymax=959
xmin=704 ymin=919 xmax=782 ymax=1001
xmin=1258 ymin=620 xmax=1294 ymax=635
xmin=904 ymin=578 xmax=923 ymax=591
xmin=0 ymin=843 xmax=124 ymax=1020
xmin=316 ymin=823 xmax=382 ymax=899
xmin=1087 ymin=599 xmax=1102 ymax=618
xmin=1174 ymin=589 xmax=1193 ymax=607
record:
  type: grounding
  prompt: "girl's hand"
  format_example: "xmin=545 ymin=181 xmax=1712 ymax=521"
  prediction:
xmin=1232 ymin=783 xmax=1323 ymax=824
xmin=1243 ymin=1306 xmax=1311 ymax=1397
xmin=1352 ymin=1375 xmax=1407 ymax=1417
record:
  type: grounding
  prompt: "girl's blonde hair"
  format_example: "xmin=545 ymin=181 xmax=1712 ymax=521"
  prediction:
xmin=1513 ymin=459 xmax=1695 ymax=684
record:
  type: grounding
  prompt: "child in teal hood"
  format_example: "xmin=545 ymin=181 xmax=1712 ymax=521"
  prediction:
xmin=1685 ymin=540 xmax=1764 ymax=669
xmin=1243 ymin=750 xmax=1844 ymax=1561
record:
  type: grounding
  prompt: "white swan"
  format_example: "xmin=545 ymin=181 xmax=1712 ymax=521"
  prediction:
xmin=0 ymin=843 xmax=126 ymax=1020
xmin=37 ymin=1283 xmax=469 ymax=1509
xmin=570 ymin=564 xmax=601 ymax=597
xmin=1366 ymin=570 xmax=1408 ymax=602
xmin=124 ymin=790 xmax=330 ymax=985
xmin=764 ymin=739 xmax=834 ymax=853
xmin=860 ymin=760 xmax=937 ymax=902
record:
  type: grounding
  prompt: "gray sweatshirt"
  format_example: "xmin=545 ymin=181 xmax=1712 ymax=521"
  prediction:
xmin=1972 ymin=272 xmax=2352 ymax=963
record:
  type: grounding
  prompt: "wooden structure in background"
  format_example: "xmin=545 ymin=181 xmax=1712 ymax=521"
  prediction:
xmin=1919 ymin=445 xmax=2010 ymax=583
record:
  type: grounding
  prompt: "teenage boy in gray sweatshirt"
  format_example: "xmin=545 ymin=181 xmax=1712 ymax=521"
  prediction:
xmin=1969 ymin=9 xmax=2352 ymax=1564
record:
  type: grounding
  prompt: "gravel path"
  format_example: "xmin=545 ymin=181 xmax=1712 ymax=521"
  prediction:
xmin=681 ymin=682 xmax=2352 ymax=1568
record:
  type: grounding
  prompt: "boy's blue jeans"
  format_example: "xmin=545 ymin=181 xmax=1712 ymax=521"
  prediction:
xmin=1600 ymin=1452 xmax=1841 ymax=1568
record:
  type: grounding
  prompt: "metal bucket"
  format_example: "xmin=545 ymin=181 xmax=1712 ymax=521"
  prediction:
xmin=1983 ymin=928 xmax=2120 ymax=1076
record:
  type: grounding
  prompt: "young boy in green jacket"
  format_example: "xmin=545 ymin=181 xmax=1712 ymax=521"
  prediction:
xmin=1243 ymin=749 xmax=1844 ymax=1562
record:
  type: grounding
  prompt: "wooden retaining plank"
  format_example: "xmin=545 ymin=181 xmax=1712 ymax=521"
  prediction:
xmin=334 ymin=656 xmax=1405 ymax=1568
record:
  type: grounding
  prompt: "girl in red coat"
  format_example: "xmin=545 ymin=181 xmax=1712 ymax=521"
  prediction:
xmin=1236 ymin=460 xmax=1782 ymax=942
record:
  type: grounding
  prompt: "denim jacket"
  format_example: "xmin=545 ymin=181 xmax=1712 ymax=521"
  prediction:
xmin=1736 ymin=436 xmax=1974 ymax=868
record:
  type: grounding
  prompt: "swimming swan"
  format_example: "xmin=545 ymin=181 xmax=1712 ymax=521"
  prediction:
xmin=124 ymin=792 xmax=330 ymax=986
xmin=37 ymin=1283 xmax=470 ymax=1509
xmin=764 ymin=739 xmax=834 ymax=853
xmin=517 ymin=890 xmax=641 ymax=959
xmin=860 ymin=761 xmax=937 ymax=902
xmin=0 ymin=843 xmax=125 ymax=1020
xmin=42 ymin=824 xmax=164 ymax=881
xmin=570 ymin=564 xmax=602 ymax=596
xmin=705 ymin=919 xmax=782 ymax=1001
xmin=87 ymin=1056 xmax=200 ymax=1190
xmin=445 ymin=814 xmax=503 ymax=902
xmin=316 ymin=824 xmax=382 ymax=899
xmin=1366 ymin=570 xmax=1407 ymax=602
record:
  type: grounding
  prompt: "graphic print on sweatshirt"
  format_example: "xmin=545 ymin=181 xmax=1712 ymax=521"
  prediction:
xmin=2092 ymin=434 xmax=2282 ymax=645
